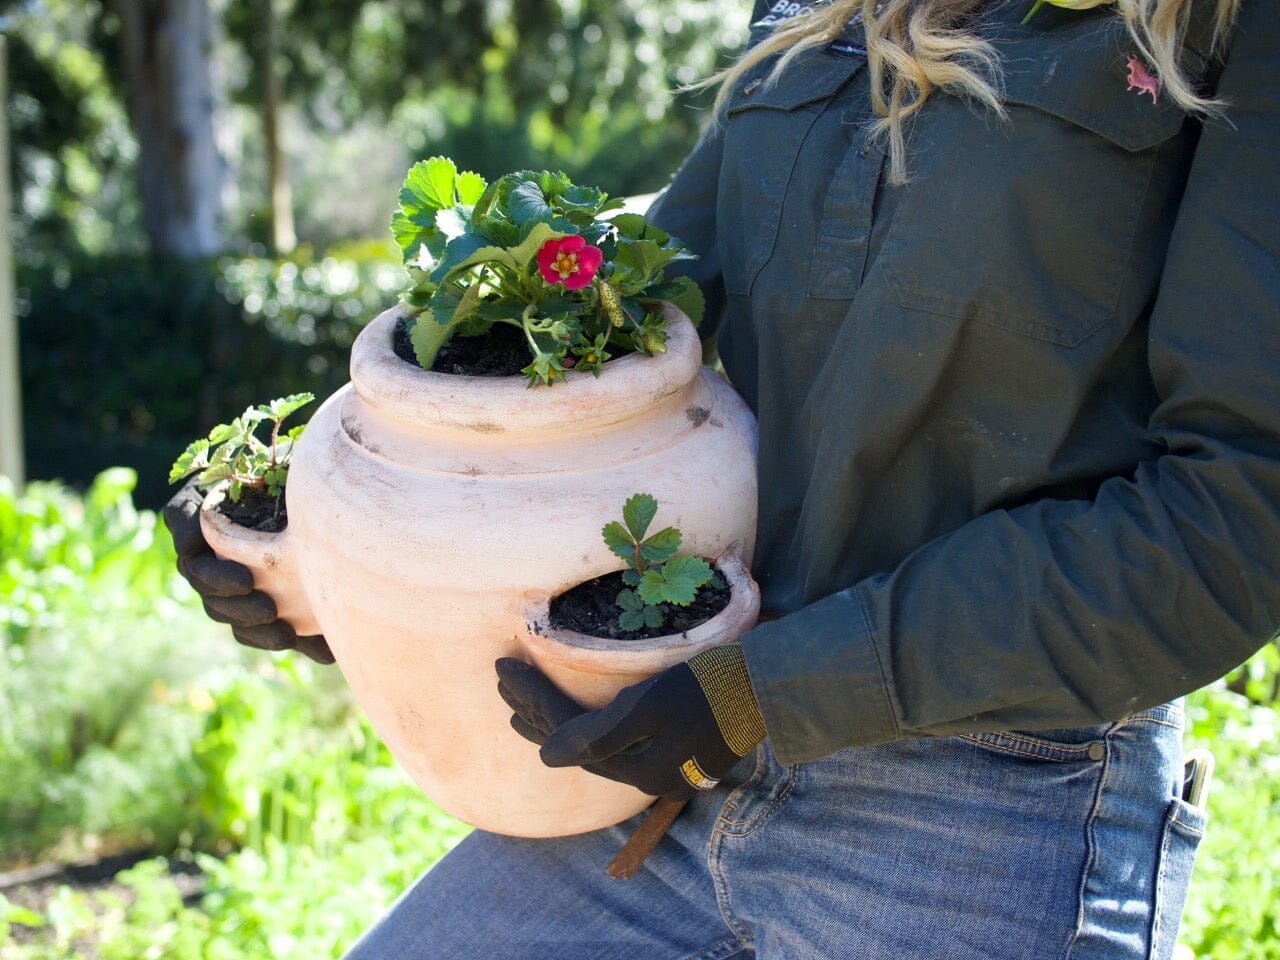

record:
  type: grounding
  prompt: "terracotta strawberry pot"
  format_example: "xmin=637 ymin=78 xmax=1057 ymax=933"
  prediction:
xmin=200 ymin=302 xmax=759 ymax=837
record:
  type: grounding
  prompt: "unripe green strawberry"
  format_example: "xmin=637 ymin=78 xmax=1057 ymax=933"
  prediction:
xmin=641 ymin=330 xmax=667 ymax=354
xmin=598 ymin=281 xmax=627 ymax=328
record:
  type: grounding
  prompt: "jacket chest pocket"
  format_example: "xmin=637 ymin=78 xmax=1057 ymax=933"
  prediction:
xmin=718 ymin=52 xmax=865 ymax=296
xmin=878 ymin=26 xmax=1196 ymax=347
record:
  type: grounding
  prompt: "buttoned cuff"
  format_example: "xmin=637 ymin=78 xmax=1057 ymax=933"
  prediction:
xmin=740 ymin=586 xmax=900 ymax=764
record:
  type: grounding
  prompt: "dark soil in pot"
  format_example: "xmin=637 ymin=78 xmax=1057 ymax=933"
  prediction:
xmin=393 ymin=315 xmax=636 ymax=377
xmin=394 ymin=316 xmax=529 ymax=377
xmin=549 ymin=567 xmax=732 ymax=641
xmin=215 ymin=486 xmax=288 ymax=533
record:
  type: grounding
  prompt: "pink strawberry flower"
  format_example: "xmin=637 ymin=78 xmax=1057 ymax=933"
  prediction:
xmin=536 ymin=235 xmax=603 ymax=291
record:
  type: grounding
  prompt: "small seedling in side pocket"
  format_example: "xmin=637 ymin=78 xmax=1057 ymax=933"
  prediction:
xmin=169 ymin=393 xmax=316 ymax=517
xmin=601 ymin=493 xmax=724 ymax=632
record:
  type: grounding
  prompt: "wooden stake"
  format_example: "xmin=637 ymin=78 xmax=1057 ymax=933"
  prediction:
xmin=605 ymin=797 xmax=687 ymax=880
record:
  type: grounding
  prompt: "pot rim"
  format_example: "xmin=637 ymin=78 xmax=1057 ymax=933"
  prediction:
xmin=348 ymin=302 xmax=703 ymax=436
xmin=199 ymin=481 xmax=288 ymax=549
xmin=521 ymin=551 xmax=760 ymax=675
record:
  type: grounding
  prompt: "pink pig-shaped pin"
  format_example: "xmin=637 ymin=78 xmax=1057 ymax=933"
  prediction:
xmin=1126 ymin=55 xmax=1160 ymax=104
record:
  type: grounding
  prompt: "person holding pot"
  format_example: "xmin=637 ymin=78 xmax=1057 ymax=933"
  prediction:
xmin=167 ymin=0 xmax=1280 ymax=955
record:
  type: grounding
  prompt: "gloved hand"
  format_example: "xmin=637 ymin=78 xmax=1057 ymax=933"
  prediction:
xmin=163 ymin=479 xmax=334 ymax=664
xmin=496 ymin=643 xmax=767 ymax=800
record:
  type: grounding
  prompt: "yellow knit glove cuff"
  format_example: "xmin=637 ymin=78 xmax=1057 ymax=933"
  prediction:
xmin=687 ymin=642 xmax=767 ymax=756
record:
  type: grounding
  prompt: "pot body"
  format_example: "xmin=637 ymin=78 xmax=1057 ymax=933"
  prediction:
xmin=205 ymin=304 xmax=759 ymax=836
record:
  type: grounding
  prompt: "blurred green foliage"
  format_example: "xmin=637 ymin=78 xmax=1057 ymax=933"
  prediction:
xmin=0 ymin=468 xmax=170 ymax=644
xmin=0 ymin=470 xmax=467 ymax=957
xmin=2 ymin=0 xmax=141 ymax=261
xmin=5 ymin=0 xmax=745 ymax=267
xmin=221 ymin=0 xmax=742 ymax=203
xmin=1181 ymin=648 xmax=1280 ymax=959
xmin=0 ymin=469 xmax=231 ymax=861
xmin=15 ymin=245 xmax=403 ymax=506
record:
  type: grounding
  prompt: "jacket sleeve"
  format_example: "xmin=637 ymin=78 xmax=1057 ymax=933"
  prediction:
xmin=741 ymin=4 xmax=1280 ymax=763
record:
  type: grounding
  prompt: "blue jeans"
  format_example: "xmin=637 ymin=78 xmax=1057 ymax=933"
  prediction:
xmin=341 ymin=703 xmax=1203 ymax=960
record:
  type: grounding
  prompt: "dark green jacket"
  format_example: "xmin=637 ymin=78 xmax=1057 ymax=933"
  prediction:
xmin=648 ymin=0 xmax=1280 ymax=764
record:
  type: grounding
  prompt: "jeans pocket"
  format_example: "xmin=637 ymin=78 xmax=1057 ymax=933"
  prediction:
xmin=958 ymin=726 xmax=1111 ymax=763
xmin=1147 ymin=797 xmax=1207 ymax=960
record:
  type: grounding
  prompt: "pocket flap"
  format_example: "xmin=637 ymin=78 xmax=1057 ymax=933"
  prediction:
xmin=997 ymin=22 xmax=1195 ymax=152
xmin=725 ymin=51 xmax=865 ymax=115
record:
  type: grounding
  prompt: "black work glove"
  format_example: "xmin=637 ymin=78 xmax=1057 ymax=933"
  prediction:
xmin=163 ymin=479 xmax=334 ymax=664
xmin=496 ymin=644 xmax=767 ymax=800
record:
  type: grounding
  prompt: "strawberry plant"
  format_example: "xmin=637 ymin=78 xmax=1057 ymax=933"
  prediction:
xmin=169 ymin=393 xmax=315 ymax=509
xmin=602 ymin=493 xmax=723 ymax=632
xmin=391 ymin=157 xmax=705 ymax=386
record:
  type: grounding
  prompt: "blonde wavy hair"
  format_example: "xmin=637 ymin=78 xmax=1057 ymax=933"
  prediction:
xmin=705 ymin=0 xmax=1241 ymax=182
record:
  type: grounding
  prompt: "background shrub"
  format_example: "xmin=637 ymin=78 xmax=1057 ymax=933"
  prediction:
xmin=0 ymin=471 xmax=468 ymax=958
xmin=16 ymin=246 xmax=403 ymax=508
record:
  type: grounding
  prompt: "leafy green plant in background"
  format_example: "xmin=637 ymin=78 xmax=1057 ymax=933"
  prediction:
xmin=1 ymin=651 xmax=468 ymax=957
xmin=217 ymin=241 xmax=407 ymax=351
xmin=4 ymin=0 xmax=141 ymax=264
xmin=0 ymin=822 xmax=465 ymax=960
xmin=0 ymin=470 xmax=232 ymax=862
xmin=0 ymin=469 xmax=180 ymax=647
xmin=0 ymin=471 xmax=468 ymax=958
xmin=16 ymin=248 xmax=402 ymax=507
xmin=1180 ymin=645 xmax=1280 ymax=960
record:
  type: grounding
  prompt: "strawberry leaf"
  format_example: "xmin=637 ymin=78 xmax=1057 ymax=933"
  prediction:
xmin=456 ymin=170 xmax=487 ymax=205
xmin=414 ymin=282 xmax=483 ymax=369
xmin=619 ymin=609 xmax=646 ymax=632
xmin=642 ymin=604 xmax=665 ymax=629
xmin=435 ymin=207 xmax=470 ymax=241
xmin=401 ymin=157 xmax=458 ymax=215
xmin=509 ymin=180 xmax=553 ymax=230
xmin=657 ymin=555 xmax=713 ymax=604
xmin=429 ymin=233 xmax=494 ymax=283
xmin=636 ymin=569 xmax=668 ymax=606
xmin=643 ymin=276 xmax=705 ymax=329
xmin=265 ymin=392 xmax=316 ymax=420
xmin=622 ymin=493 xmax=658 ymax=541
xmin=390 ymin=210 xmax=438 ymax=265
xmin=602 ymin=521 xmax=635 ymax=562
xmin=608 ymin=212 xmax=649 ymax=240
xmin=639 ymin=527 xmax=681 ymax=564
xmin=207 ymin=423 xmax=237 ymax=445
xmin=637 ymin=555 xmax=712 ymax=607
xmin=169 ymin=439 xmax=210 ymax=484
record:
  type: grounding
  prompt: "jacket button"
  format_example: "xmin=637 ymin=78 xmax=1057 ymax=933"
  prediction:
xmin=742 ymin=78 xmax=763 ymax=95
xmin=1087 ymin=742 xmax=1106 ymax=761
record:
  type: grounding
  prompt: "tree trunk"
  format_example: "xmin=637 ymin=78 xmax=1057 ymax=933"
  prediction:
xmin=259 ymin=0 xmax=295 ymax=254
xmin=0 ymin=37 xmax=25 ymax=487
xmin=112 ymin=0 xmax=223 ymax=258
